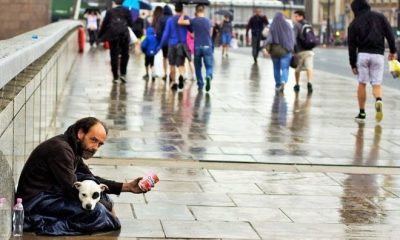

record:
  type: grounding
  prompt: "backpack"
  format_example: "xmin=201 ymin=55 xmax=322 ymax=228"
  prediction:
xmin=298 ymin=23 xmax=316 ymax=50
xmin=108 ymin=14 xmax=128 ymax=38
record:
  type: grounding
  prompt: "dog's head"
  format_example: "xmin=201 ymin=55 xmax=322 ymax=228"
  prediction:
xmin=74 ymin=180 xmax=108 ymax=210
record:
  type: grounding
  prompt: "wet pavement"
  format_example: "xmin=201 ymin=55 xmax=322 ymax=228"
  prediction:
xmin=23 ymin=46 xmax=400 ymax=239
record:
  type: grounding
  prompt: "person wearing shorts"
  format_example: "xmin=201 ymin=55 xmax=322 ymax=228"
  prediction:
xmin=157 ymin=3 xmax=191 ymax=91
xmin=348 ymin=0 xmax=396 ymax=123
xmin=220 ymin=15 xmax=232 ymax=57
xmin=293 ymin=10 xmax=314 ymax=94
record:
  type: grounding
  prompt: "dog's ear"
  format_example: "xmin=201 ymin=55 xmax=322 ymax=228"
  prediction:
xmin=99 ymin=184 xmax=109 ymax=192
xmin=74 ymin=182 xmax=82 ymax=189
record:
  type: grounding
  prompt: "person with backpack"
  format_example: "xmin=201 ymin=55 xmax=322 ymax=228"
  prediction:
xmin=98 ymin=0 xmax=134 ymax=83
xmin=141 ymin=27 xmax=159 ymax=81
xmin=293 ymin=10 xmax=315 ymax=93
xmin=348 ymin=0 xmax=396 ymax=123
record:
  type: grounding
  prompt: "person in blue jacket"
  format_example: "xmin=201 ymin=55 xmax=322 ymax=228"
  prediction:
xmin=157 ymin=3 xmax=191 ymax=91
xmin=141 ymin=27 xmax=159 ymax=81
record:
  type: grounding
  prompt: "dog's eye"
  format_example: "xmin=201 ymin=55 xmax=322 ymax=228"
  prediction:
xmin=92 ymin=192 xmax=100 ymax=199
xmin=82 ymin=193 xmax=87 ymax=197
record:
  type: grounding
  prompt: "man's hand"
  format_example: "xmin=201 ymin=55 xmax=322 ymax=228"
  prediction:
xmin=352 ymin=68 xmax=359 ymax=75
xmin=388 ymin=53 xmax=397 ymax=61
xmin=122 ymin=177 xmax=146 ymax=193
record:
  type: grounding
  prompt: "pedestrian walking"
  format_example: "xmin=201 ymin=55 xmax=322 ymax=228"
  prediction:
xmin=98 ymin=0 xmax=134 ymax=83
xmin=84 ymin=10 xmax=101 ymax=47
xmin=220 ymin=15 xmax=233 ymax=58
xmin=141 ymin=27 xmax=159 ymax=81
xmin=246 ymin=8 xmax=269 ymax=63
xmin=178 ymin=4 xmax=213 ymax=91
xmin=157 ymin=3 xmax=191 ymax=91
xmin=186 ymin=32 xmax=196 ymax=81
xmin=265 ymin=12 xmax=294 ymax=92
xmin=348 ymin=0 xmax=396 ymax=122
xmin=156 ymin=5 xmax=174 ymax=81
xmin=293 ymin=10 xmax=315 ymax=93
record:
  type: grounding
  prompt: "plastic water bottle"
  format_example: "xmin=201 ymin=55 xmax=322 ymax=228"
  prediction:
xmin=0 ymin=197 xmax=10 ymax=239
xmin=12 ymin=198 xmax=24 ymax=237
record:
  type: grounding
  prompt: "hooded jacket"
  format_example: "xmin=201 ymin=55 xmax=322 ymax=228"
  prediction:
xmin=16 ymin=124 xmax=123 ymax=201
xmin=348 ymin=0 xmax=396 ymax=68
xmin=141 ymin=27 xmax=159 ymax=56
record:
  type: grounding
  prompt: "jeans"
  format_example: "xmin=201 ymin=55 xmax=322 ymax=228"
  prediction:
xmin=194 ymin=46 xmax=213 ymax=87
xmin=272 ymin=52 xmax=292 ymax=87
xmin=251 ymin=33 xmax=262 ymax=60
xmin=109 ymin=36 xmax=130 ymax=80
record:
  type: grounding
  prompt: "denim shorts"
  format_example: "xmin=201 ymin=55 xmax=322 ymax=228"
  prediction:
xmin=221 ymin=32 xmax=232 ymax=45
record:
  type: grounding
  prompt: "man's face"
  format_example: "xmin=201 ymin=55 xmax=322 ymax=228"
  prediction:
xmin=255 ymin=9 xmax=262 ymax=16
xmin=294 ymin=13 xmax=303 ymax=23
xmin=78 ymin=123 xmax=107 ymax=159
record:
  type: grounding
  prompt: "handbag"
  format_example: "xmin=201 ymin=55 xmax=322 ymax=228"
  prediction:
xmin=128 ymin=27 xmax=137 ymax=45
xmin=267 ymin=44 xmax=288 ymax=58
xmin=290 ymin=54 xmax=299 ymax=68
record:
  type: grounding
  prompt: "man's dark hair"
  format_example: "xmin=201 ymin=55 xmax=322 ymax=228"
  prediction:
xmin=294 ymin=10 xmax=305 ymax=18
xmin=195 ymin=4 xmax=205 ymax=13
xmin=74 ymin=117 xmax=109 ymax=135
xmin=175 ymin=3 xmax=183 ymax=13
xmin=114 ymin=0 xmax=123 ymax=5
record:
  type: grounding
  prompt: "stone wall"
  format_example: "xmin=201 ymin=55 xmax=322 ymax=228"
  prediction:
xmin=0 ymin=0 xmax=51 ymax=40
xmin=0 ymin=22 xmax=80 ymax=238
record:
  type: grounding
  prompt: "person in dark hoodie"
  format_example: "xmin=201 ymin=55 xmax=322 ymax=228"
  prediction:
xmin=141 ymin=27 xmax=159 ymax=81
xmin=348 ymin=0 xmax=396 ymax=123
xmin=98 ymin=0 xmax=134 ymax=84
xmin=16 ymin=117 xmax=146 ymax=235
xmin=156 ymin=5 xmax=174 ymax=81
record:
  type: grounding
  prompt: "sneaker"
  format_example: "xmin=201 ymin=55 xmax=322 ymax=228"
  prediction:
xmin=307 ymin=82 xmax=313 ymax=93
xmin=280 ymin=83 xmax=285 ymax=93
xmin=355 ymin=113 xmax=366 ymax=123
xmin=205 ymin=76 xmax=211 ymax=92
xmin=275 ymin=85 xmax=281 ymax=91
xmin=171 ymin=83 xmax=178 ymax=91
xmin=120 ymin=75 xmax=127 ymax=83
xmin=162 ymin=75 xmax=167 ymax=81
xmin=151 ymin=76 xmax=156 ymax=81
xmin=294 ymin=84 xmax=300 ymax=92
xmin=178 ymin=75 xmax=184 ymax=89
xmin=375 ymin=100 xmax=383 ymax=122
xmin=142 ymin=74 xmax=149 ymax=80
xmin=113 ymin=78 xmax=119 ymax=84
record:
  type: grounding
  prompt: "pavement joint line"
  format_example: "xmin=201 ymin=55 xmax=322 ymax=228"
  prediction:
xmin=88 ymin=157 xmax=400 ymax=175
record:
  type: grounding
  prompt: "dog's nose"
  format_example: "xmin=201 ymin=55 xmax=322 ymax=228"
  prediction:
xmin=86 ymin=203 xmax=92 ymax=210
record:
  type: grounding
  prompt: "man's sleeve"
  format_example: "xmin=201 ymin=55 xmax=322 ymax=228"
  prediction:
xmin=46 ymin=144 xmax=79 ymax=198
xmin=382 ymin=15 xmax=396 ymax=54
xmin=246 ymin=17 xmax=252 ymax=36
xmin=159 ymin=18 xmax=171 ymax=47
xmin=98 ymin=11 xmax=110 ymax=38
xmin=348 ymin=25 xmax=358 ymax=68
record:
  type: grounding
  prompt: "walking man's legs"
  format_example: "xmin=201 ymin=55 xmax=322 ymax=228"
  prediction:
xmin=109 ymin=40 xmax=120 ymax=81
xmin=194 ymin=48 xmax=204 ymax=88
xmin=252 ymin=33 xmax=261 ymax=63
xmin=119 ymin=37 xmax=130 ymax=83
xmin=203 ymin=47 xmax=213 ymax=92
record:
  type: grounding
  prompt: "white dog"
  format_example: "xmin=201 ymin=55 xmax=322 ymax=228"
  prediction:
xmin=74 ymin=180 xmax=108 ymax=210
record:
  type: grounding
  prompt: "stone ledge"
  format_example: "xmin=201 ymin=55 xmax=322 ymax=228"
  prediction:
xmin=0 ymin=20 xmax=82 ymax=90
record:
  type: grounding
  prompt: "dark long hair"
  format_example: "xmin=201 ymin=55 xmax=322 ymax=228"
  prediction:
xmin=152 ymin=6 xmax=163 ymax=29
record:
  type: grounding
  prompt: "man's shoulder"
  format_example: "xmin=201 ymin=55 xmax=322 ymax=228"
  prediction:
xmin=39 ymin=134 xmax=73 ymax=152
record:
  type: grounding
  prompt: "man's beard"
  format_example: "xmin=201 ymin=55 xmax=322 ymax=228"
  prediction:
xmin=78 ymin=141 xmax=96 ymax=159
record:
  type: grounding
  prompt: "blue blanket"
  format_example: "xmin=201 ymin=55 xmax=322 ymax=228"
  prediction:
xmin=23 ymin=176 xmax=121 ymax=235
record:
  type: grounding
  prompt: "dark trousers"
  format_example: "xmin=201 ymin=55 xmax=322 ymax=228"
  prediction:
xmin=251 ymin=33 xmax=262 ymax=60
xmin=109 ymin=36 xmax=130 ymax=80
xmin=88 ymin=30 xmax=97 ymax=46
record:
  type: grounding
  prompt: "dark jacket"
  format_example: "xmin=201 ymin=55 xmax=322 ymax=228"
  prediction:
xmin=246 ymin=15 xmax=269 ymax=36
xmin=16 ymin=124 xmax=123 ymax=202
xmin=98 ymin=5 xmax=133 ymax=41
xmin=141 ymin=27 xmax=159 ymax=56
xmin=348 ymin=0 xmax=396 ymax=68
